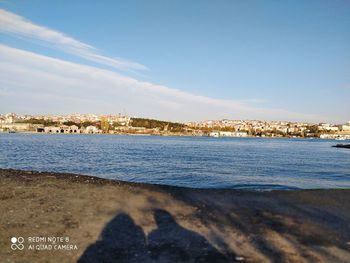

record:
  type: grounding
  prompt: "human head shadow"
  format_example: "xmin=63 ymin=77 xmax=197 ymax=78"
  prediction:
xmin=77 ymin=213 xmax=150 ymax=263
xmin=147 ymin=209 xmax=231 ymax=262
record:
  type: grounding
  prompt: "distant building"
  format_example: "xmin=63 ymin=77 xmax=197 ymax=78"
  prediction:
xmin=84 ymin=126 xmax=101 ymax=134
xmin=209 ymin=131 xmax=248 ymax=137
xmin=342 ymin=124 xmax=350 ymax=131
xmin=318 ymin=123 xmax=339 ymax=132
xmin=219 ymin=131 xmax=235 ymax=137
xmin=0 ymin=123 xmax=41 ymax=132
xmin=44 ymin=126 xmax=61 ymax=133
xmin=233 ymin=131 xmax=248 ymax=137
xmin=69 ymin=125 xmax=80 ymax=133
xmin=320 ymin=134 xmax=350 ymax=139
xmin=209 ymin=132 xmax=220 ymax=137
xmin=43 ymin=125 xmax=81 ymax=134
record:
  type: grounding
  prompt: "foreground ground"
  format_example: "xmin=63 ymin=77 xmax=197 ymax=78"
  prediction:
xmin=0 ymin=169 xmax=350 ymax=263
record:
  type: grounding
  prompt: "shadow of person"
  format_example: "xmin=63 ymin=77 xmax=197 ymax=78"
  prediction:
xmin=147 ymin=209 xmax=231 ymax=263
xmin=78 ymin=213 xmax=151 ymax=263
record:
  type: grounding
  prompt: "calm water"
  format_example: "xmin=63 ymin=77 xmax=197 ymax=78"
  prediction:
xmin=1 ymin=133 xmax=349 ymax=190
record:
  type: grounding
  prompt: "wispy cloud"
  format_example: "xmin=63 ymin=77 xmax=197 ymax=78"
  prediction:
xmin=0 ymin=44 xmax=320 ymax=122
xmin=0 ymin=9 xmax=147 ymax=71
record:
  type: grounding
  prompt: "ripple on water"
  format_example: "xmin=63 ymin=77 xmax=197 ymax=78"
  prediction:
xmin=1 ymin=133 xmax=349 ymax=190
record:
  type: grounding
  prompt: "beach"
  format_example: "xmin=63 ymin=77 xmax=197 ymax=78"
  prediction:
xmin=1 ymin=169 xmax=350 ymax=263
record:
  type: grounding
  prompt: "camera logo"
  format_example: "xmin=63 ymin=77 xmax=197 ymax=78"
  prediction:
xmin=11 ymin=237 xmax=24 ymax=250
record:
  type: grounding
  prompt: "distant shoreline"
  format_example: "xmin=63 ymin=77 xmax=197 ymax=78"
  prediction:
xmin=1 ymin=130 xmax=343 ymax=140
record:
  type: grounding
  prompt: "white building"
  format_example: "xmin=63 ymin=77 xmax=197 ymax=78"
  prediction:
xmin=318 ymin=123 xmax=339 ymax=132
xmin=43 ymin=125 xmax=80 ymax=134
xmin=0 ymin=123 xmax=36 ymax=132
xmin=209 ymin=132 xmax=219 ymax=137
xmin=44 ymin=126 xmax=61 ymax=133
xmin=209 ymin=131 xmax=248 ymax=137
xmin=234 ymin=131 xmax=248 ymax=137
xmin=84 ymin=126 xmax=101 ymax=134
xmin=219 ymin=131 xmax=235 ymax=137
xmin=342 ymin=124 xmax=350 ymax=131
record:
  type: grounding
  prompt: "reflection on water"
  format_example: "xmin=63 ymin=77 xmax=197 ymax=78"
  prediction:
xmin=1 ymin=133 xmax=349 ymax=190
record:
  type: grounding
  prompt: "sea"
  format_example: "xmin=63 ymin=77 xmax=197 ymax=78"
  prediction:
xmin=1 ymin=133 xmax=349 ymax=190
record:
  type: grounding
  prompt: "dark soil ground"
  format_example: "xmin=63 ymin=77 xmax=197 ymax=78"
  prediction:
xmin=1 ymin=169 xmax=350 ymax=263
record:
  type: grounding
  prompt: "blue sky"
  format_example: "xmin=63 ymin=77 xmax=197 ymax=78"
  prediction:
xmin=0 ymin=0 xmax=349 ymax=122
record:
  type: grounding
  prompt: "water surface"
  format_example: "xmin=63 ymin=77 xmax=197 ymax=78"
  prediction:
xmin=1 ymin=133 xmax=349 ymax=190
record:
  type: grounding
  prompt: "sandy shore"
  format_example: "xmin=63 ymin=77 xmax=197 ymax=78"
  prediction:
xmin=0 ymin=169 xmax=350 ymax=263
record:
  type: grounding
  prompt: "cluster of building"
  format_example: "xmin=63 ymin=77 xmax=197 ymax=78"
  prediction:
xmin=1 ymin=113 xmax=350 ymax=139
xmin=0 ymin=123 xmax=103 ymax=134
xmin=187 ymin=119 xmax=350 ymax=138
xmin=0 ymin=113 xmax=130 ymax=134
xmin=317 ymin=122 xmax=350 ymax=132
xmin=208 ymin=131 xmax=248 ymax=138
xmin=188 ymin=119 xmax=308 ymax=133
xmin=0 ymin=113 xmax=131 ymax=126
xmin=38 ymin=125 xmax=101 ymax=134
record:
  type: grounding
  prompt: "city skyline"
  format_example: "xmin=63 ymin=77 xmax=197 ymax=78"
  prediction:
xmin=1 ymin=1 xmax=349 ymax=122
xmin=2 ymin=112 xmax=350 ymax=140
xmin=2 ymin=112 xmax=349 ymax=126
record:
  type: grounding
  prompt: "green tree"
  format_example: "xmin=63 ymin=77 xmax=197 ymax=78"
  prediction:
xmin=101 ymin=117 xmax=110 ymax=133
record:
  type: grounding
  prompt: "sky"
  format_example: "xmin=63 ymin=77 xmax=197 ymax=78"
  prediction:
xmin=0 ymin=0 xmax=349 ymax=123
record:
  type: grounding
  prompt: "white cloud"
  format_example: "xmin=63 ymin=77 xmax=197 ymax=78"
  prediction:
xmin=0 ymin=9 xmax=147 ymax=71
xmin=0 ymin=44 xmax=320 ymax=122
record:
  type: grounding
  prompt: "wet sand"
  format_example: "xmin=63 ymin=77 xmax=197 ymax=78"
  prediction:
xmin=0 ymin=169 xmax=350 ymax=263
